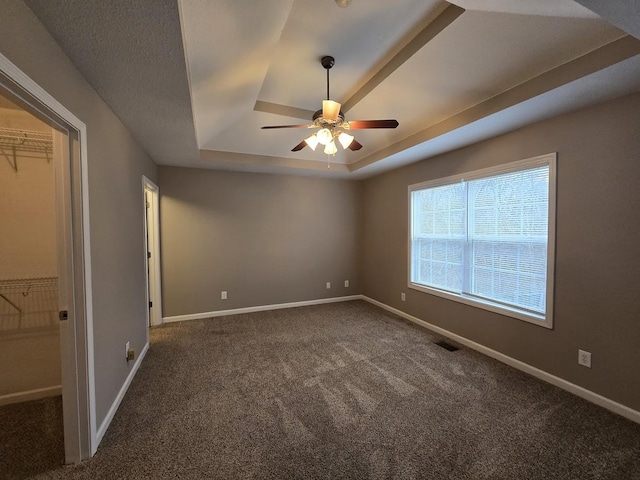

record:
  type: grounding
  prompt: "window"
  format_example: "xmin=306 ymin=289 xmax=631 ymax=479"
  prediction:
xmin=409 ymin=153 xmax=556 ymax=327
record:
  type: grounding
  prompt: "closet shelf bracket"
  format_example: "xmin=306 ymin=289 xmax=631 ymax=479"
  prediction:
xmin=1 ymin=146 xmax=18 ymax=173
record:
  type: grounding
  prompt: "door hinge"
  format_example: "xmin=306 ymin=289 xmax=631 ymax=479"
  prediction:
xmin=59 ymin=310 xmax=68 ymax=321
xmin=147 ymin=251 xmax=151 ymax=258
xmin=148 ymin=301 xmax=153 ymax=308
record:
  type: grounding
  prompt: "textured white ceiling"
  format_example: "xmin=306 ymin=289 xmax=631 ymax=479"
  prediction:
xmin=23 ymin=0 xmax=198 ymax=165
xmin=452 ymin=0 xmax=599 ymax=18
xmin=23 ymin=0 xmax=640 ymax=178
xmin=574 ymin=0 xmax=640 ymax=38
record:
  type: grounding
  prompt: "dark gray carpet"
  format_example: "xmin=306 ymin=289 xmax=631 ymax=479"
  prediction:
xmin=9 ymin=300 xmax=640 ymax=479
xmin=0 ymin=395 xmax=64 ymax=479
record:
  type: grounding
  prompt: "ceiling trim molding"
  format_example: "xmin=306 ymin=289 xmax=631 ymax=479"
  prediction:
xmin=341 ymin=3 xmax=465 ymax=113
xmin=199 ymin=148 xmax=350 ymax=174
xmin=349 ymin=35 xmax=640 ymax=173
xmin=253 ymin=100 xmax=316 ymax=121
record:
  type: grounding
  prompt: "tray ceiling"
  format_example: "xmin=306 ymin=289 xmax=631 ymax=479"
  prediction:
xmin=23 ymin=0 xmax=640 ymax=178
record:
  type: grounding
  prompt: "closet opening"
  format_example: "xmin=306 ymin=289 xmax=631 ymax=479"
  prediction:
xmin=0 ymin=88 xmax=66 ymax=475
xmin=0 ymin=54 xmax=95 ymax=469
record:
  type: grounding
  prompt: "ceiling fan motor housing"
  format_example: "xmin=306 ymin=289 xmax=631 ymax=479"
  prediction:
xmin=321 ymin=56 xmax=335 ymax=70
xmin=312 ymin=108 xmax=344 ymax=126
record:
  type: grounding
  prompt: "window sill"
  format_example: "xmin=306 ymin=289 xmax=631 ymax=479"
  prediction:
xmin=408 ymin=282 xmax=552 ymax=329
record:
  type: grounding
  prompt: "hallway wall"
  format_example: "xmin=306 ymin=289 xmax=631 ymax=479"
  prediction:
xmin=1 ymin=0 xmax=158 ymax=427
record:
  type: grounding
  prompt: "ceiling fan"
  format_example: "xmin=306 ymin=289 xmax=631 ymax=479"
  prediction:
xmin=261 ymin=56 xmax=399 ymax=155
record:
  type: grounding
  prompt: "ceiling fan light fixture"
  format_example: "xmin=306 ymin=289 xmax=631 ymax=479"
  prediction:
xmin=338 ymin=132 xmax=354 ymax=149
xmin=316 ymin=128 xmax=332 ymax=145
xmin=261 ymin=55 xmax=398 ymax=154
xmin=324 ymin=140 xmax=338 ymax=155
xmin=304 ymin=134 xmax=319 ymax=151
xmin=322 ymin=100 xmax=341 ymax=122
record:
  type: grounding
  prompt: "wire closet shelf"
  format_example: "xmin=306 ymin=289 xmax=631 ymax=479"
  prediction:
xmin=0 ymin=126 xmax=53 ymax=173
xmin=0 ymin=277 xmax=59 ymax=332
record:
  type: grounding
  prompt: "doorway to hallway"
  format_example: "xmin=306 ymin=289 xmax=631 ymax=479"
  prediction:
xmin=143 ymin=176 xmax=162 ymax=328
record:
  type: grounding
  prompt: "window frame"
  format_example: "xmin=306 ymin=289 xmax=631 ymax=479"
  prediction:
xmin=407 ymin=153 xmax=557 ymax=328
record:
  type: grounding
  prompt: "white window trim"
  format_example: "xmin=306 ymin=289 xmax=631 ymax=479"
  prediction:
xmin=407 ymin=153 xmax=557 ymax=329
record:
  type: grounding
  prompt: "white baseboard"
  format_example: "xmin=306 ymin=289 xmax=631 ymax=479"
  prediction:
xmin=162 ymin=295 xmax=363 ymax=323
xmin=96 ymin=341 xmax=149 ymax=445
xmin=0 ymin=385 xmax=62 ymax=406
xmin=362 ymin=296 xmax=640 ymax=425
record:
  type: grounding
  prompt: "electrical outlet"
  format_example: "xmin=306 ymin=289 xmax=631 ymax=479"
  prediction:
xmin=127 ymin=348 xmax=135 ymax=361
xmin=578 ymin=349 xmax=592 ymax=368
xmin=125 ymin=341 xmax=130 ymax=360
xmin=221 ymin=291 xmax=227 ymax=300
xmin=344 ymin=280 xmax=349 ymax=288
xmin=401 ymin=292 xmax=406 ymax=301
xmin=326 ymin=282 xmax=331 ymax=289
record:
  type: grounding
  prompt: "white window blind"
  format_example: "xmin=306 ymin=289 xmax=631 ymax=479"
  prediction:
xmin=413 ymin=183 xmax=465 ymax=293
xmin=409 ymin=154 xmax=556 ymax=326
xmin=467 ymin=166 xmax=549 ymax=313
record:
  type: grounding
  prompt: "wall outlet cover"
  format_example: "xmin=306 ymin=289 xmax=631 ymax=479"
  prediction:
xmin=578 ymin=349 xmax=592 ymax=368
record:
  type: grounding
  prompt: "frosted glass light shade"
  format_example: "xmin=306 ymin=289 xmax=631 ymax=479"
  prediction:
xmin=316 ymin=128 xmax=332 ymax=145
xmin=324 ymin=140 xmax=338 ymax=155
xmin=337 ymin=132 xmax=354 ymax=149
xmin=322 ymin=100 xmax=341 ymax=121
xmin=304 ymin=134 xmax=319 ymax=151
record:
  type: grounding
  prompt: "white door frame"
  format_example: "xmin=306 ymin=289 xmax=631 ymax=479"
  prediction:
xmin=0 ymin=53 xmax=96 ymax=462
xmin=142 ymin=176 xmax=162 ymax=327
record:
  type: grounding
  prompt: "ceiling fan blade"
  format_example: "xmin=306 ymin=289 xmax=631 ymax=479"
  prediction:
xmin=348 ymin=139 xmax=363 ymax=151
xmin=347 ymin=119 xmax=399 ymax=129
xmin=261 ymin=124 xmax=311 ymax=129
xmin=291 ymin=140 xmax=308 ymax=152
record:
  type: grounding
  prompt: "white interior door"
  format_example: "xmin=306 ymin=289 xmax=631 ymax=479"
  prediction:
xmin=143 ymin=176 xmax=162 ymax=327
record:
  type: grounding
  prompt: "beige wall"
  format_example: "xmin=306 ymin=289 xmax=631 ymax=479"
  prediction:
xmin=0 ymin=108 xmax=57 ymax=279
xmin=159 ymin=167 xmax=360 ymax=317
xmin=361 ymin=92 xmax=640 ymax=412
xmin=0 ymin=107 xmax=60 ymax=398
xmin=0 ymin=335 xmax=60 ymax=398
xmin=1 ymin=0 xmax=157 ymax=423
